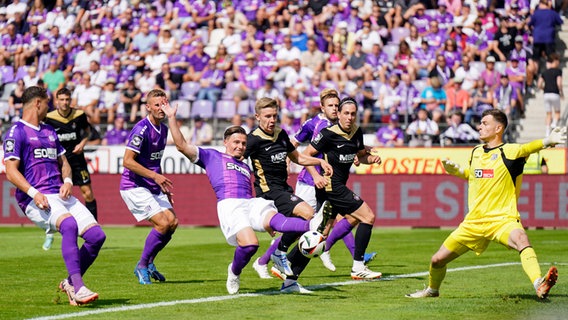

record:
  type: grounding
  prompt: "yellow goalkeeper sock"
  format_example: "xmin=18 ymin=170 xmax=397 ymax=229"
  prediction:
xmin=428 ymin=264 xmax=446 ymax=290
xmin=520 ymin=247 xmax=542 ymax=284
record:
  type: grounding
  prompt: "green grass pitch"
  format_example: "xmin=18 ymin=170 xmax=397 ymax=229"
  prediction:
xmin=0 ymin=227 xmax=566 ymax=320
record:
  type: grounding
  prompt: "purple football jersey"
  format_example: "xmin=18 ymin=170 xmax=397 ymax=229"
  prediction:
xmin=195 ymin=148 xmax=253 ymax=201
xmin=3 ymin=121 xmax=65 ymax=210
xmin=297 ymin=116 xmax=332 ymax=186
xmin=120 ymin=117 xmax=168 ymax=194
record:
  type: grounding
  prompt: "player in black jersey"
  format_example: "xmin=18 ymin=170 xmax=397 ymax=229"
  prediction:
xmin=45 ymin=88 xmax=98 ymax=223
xmin=282 ymin=97 xmax=383 ymax=291
xmin=244 ymin=97 xmax=332 ymax=283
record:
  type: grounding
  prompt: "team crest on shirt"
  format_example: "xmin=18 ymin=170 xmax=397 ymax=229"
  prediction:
xmin=49 ymin=135 xmax=56 ymax=141
xmin=353 ymin=193 xmax=361 ymax=201
xmin=4 ymin=139 xmax=15 ymax=153
xmin=290 ymin=195 xmax=298 ymax=202
xmin=131 ymin=134 xmax=143 ymax=147
xmin=491 ymin=154 xmax=498 ymax=161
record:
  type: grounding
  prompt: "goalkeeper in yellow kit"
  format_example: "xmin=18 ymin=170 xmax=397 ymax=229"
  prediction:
xmin=407 ymin=109 xmax=566 ymax=299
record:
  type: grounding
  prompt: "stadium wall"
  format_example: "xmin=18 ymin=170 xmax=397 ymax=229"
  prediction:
xmin=2 ymin=174 xmax=568 ymax=228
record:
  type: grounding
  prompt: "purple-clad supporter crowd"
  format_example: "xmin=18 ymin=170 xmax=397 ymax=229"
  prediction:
xmin=0 ymin=0 xmax=564 ymax=146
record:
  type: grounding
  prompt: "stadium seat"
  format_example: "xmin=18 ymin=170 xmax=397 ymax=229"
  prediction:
xmin=495 ymin=61 xmax=506 ymax=75
xmin=14 ymin=66 xmax=28 ymax=82
xmin=367 ymin=80 xmax=383 ymax=99
xmin=274 ymin=81 xmax=286 ymax=96
xmin=221 ymin=81 xmax=241 ymax=100
xmin=237 ymin=100 xmax=254 ymax=116
xmin=383 ymin=44 xmax=399 ymax=62
xmin=389 ymin=27 xmax=410 ymax=45
xmin=180 ymin=81 xmax=201 ymax=101
xmin=470 ymin=61 xmax=486 ymax=73
xmin=215 ymin=100 xmax=236 ymax=119
xmin=191 ymin=100 xmax=214 ymax=119
xmin=412 ymin=79 xmax=427 ymax=93
xmin=171 ymin=29 xmax=186 ymax=42
xmin=425 ymin=9 xmax=437 ymax=18
xmin=208 ymin=28 xmax=226 ymax=47
xmin=0 ymin=82 xmax=16 ymax=101
xmin=172 ymin=99 xmax=191 ymax=119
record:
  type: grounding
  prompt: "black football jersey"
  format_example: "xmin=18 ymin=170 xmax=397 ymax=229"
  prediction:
xmin=311 ymin=124 xmax=364 ymax=186
xmin=244 ymin=127 xmax=296 ymax=194
xmin=45 ymin=109 xmax=90 ymax=161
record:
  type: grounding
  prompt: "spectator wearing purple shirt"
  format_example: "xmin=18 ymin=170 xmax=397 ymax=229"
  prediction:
xmin=364 ymin=43 xmax=389 ymax=83
xmin=234 ymin=53 xmax=266 ymax=117
xmin=120 ymin=89 xmax=177 ymax=285
xmin=396 ymin=73 xmax=421 ymax=116
xmin=186 ymin=41 xmax=210 ymax=82
xmin=144 ymin=6 xmax=165 ymax=35
xmin=465 ymin=19 xmax=491 ymax=62
xmin=152 ymin=0 xmax=174 ymax=19
xmin=433 ymin=1 xmax=454 ymax=34
xmin=192 ymin=0 xmax=216 ymax=30
xmin=236 ymin=0 xmax=263 ymax=22
xmin=196 ymin=59 xmax=225 ymax=109
xmin=424 ymin=20 xmax=447 ymax=52
xmin=102 ymin=117 xmax=129 ymax=145
xmin=409 ymin=5 xmax=431 ymax=35
xmin=493 ymin=74 xmax=519 ymax=118
xmin=376 ymin=113 xmax=405 ymax=147
xmin=1 ymin=23 xmax=24 ymax=68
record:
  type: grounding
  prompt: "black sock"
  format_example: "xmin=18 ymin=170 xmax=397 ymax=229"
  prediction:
xmin=354 ymin=223 xmax=373 ymax=261
xmin=287 ymin=246 xmax=311 ymax=280
xmin=86 ymin=199 xmax=98 ymax=221
xmin=278 ymin=232 xmax=301 ymax=252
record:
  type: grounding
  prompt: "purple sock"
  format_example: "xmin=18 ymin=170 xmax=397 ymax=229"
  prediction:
xmin=79 ymin=226 xmax=106 ymax=275
xmin=59 ymin=217 xmax=83 ymax=292
xmin=259 ymin=237 xmax=281 ymax=265
xmin=139 ymin=229 xmax=166 ymax=269
xmin=342 ymin=232 xmax=356 ymax=257
xmin=325 ymin=218 xmax=354 ymax=252
xmin=231 ymin=245 xmax=258 ymax=275
xmin=149 ymin=231 xmax=173 ymax=264
xmin=269 ymin=213 xmax=309 ymax=233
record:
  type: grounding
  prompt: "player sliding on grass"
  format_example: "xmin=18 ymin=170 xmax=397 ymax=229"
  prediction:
xmin=407 ymin=109 xmax=565 ymax=299
xmin=162 ymin=100 xmax=331 ymax=294
xmin=4 ymin=86 xmax=106 ymax=306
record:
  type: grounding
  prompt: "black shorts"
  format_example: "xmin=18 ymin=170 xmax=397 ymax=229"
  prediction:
xmin=532 ymin=43 xmax=556 ymax=61
xmin=259 ymin=189 xmax=305 ymax=217
xmin=315 ymin=184 xmax=364 ymax=216
xmin=67 ymin=155 xmax=91 ymax=186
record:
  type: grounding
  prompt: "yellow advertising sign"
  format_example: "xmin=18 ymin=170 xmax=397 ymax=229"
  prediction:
xmin=355 ymin=147 xmax=567 ymax=174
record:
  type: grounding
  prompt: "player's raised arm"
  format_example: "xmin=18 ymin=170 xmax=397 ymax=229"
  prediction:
xmin=161 ymin=99 xmax=198 ymax=162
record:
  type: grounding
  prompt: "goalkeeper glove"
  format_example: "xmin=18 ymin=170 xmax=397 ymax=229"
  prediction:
xmin=543 ymin=127 xmax=567 ymax=147
xmin=442 ymin=159 xmax=464 ymax=175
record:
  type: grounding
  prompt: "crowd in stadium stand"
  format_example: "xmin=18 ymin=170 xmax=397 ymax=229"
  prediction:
xmin=0 ymin=0 xmax=564 ymax=146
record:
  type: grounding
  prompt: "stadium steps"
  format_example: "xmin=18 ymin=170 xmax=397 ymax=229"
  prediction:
xmin=517 ymin=19 xmax=568 ymax=143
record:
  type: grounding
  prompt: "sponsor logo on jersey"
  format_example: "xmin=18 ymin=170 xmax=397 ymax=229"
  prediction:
xmin=474 ymin=168 xmax=494 ymax=178
xmin=150 ymin=150 xmax=164 ymax=161
xmin=34 ymin=147 xmax=57 ymax=159
xmin=57 ymin=132 xmax=77 ymax=142
xmin=270 ymin=152 xmax=287 ymax=163
xmin=226 ymin=162 xmax=251 ymax=178
xmin=339 ymin=153 xmax=356 ymax=163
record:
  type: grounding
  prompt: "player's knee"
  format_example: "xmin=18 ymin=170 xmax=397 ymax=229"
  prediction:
xmin=169 ymin=218 xmax=179 ymax=231
xmin=59 ymin=216 xmax=78 ymax=236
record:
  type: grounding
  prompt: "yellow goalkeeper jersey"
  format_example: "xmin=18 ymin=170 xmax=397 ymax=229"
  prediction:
xmin=459 ymin=140 xmax=544 ymax=223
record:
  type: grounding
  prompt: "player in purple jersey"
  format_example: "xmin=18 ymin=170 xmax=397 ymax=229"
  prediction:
xmin=163 ymin=102 xmax=326 ymax=294
xmin=3 ymin=86 xmax=105 ymax=306
xmin=119 ymin=89 xmax=177 ymax=285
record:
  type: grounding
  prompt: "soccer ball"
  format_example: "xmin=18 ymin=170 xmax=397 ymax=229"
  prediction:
xmin=298 ymin=231 xmax=326 ymax=258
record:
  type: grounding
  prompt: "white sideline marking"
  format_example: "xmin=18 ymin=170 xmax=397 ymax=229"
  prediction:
xmin=28 ymin=262 xmax=554 ymax=320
